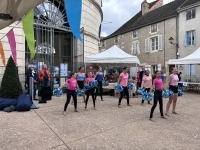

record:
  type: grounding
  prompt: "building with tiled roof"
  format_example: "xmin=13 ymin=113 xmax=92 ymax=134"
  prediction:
xmin=100 ymin=0 xmax=200 ymax=81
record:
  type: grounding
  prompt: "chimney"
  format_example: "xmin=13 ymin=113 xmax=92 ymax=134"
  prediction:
xmin=141 ymin=0 xmax=149 ymax=15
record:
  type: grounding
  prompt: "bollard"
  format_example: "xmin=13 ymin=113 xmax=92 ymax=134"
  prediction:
xmin=29 ymin=77 xmax=34 ymax=101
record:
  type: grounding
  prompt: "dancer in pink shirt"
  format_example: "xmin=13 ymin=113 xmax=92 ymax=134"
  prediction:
xmin=118 ymin=67 xmax=131 ymax=108
xmin=141 ymin=70 xmax=152 ymax=105
xmin=149 ymin=71 xmax=167 ymax=121
xmin=60 ymin=72 xmax=78 ymax=116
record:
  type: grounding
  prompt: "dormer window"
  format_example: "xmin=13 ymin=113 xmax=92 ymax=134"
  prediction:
xmin=133 ymin=30 xmax=138 ymax=38
xmin=151 ymin=24 xmax=157 ymax=33
xmin=186 ymin=9 xmax=195 ymax=20
xmin=115 ymin=36 xmax=119 ymax=43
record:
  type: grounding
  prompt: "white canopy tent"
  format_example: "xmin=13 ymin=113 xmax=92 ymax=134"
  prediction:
xmin=168 ymin=47 xmax=200 ymax=64
xmin=85 ymin=45 xmax=140 ymax=66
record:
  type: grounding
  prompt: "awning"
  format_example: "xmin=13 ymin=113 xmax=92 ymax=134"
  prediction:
xmin=0 ymin=0 xmax=45 ymax=30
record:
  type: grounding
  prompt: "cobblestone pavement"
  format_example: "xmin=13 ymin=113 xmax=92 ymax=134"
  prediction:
xmin=0 ymin=92 xmax=200 ymax=150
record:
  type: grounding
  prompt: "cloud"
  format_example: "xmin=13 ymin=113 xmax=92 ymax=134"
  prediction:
xmin=101 ymin=0 xmax=174 ymax=37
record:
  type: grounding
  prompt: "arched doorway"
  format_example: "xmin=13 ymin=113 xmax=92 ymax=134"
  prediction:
xmin=25 ymin=0 xmax=74 ymax=89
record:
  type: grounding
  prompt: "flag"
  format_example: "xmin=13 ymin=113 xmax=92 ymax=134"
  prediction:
xmin=7 ymin=29 xmax=17 ymax=66
xmin=0 ymin=42 xmax=6 ymax=68
xmin=22 ymin=9 xmax=35 ymax=59
xmin=64 ymin=0 xmax=82 ymax=42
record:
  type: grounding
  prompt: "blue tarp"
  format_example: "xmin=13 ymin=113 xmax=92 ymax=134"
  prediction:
xmin=64 ymin=0 xmax=82 ymax=42
xmin=0 ymin=98 xmax=17 ymax=110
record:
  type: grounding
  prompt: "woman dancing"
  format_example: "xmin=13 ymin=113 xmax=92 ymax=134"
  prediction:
xmin=95 ymin=66 xmax=104 ymax=101
xmin=165 ymin=67 xmax=179 ymax=116
xmin=141 ymin=70 xmax=152 ymax=105
xmin=149 ymin=70 xmax=167 ymax=121
xmin=85 ymin=72 xmax=96 ymax=110
xmin=60 ymin=72 xmax=78 ymax=116
xmin=118 ymin=67 xmax=131 ymax=108
xmin=77 ymin=67 xmax=86 ymax=102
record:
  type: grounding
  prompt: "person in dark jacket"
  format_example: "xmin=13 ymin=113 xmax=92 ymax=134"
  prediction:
xmin=140 ymin=67 xmax=146 ymax=83
xmin=26 ymin=64 xmax=38 ymax=100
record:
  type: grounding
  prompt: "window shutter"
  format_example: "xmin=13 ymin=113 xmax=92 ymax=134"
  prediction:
xmin=157 ymin=64 xmax=161 ymax=71
xmin=194 ymin=30 xmax=196 ymax=45
xmin=184 ymin=32 xmax=187 ymax=46
xmin=133 ymin=41 xmax=137 ymax=55
xmin=158 ymin=35 xmax=162 ymax=50
xmin=145 ymin=38 xmax=149 ymax=53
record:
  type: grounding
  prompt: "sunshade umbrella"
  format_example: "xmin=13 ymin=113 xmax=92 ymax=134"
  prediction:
xmin=0 ymin=0 xmax=45 ymax=30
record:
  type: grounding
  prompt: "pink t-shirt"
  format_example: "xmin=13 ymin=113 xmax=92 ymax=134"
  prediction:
xmin=142 ymin=75 xmax=152 ymax=88
xmin=120 ymin=73 xmax=128 ymax=87
xmin=67 ymin=78 xmax=77 ymax=90
xmin=170 ymin=74 xmax=179 ymax=86
xmin=153 ymin=78 xmax=163 ymax=90
xmin=87 ymin=77 xmax=94 ymax=84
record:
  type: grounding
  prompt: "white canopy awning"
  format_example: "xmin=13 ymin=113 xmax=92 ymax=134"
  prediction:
xmin=85 ymin=45 xmax=140 ymax=65
xmin=168 ymin=47 xmax=200 ymax=64
xmin=0 ymin=0 xmax=45 ymax=30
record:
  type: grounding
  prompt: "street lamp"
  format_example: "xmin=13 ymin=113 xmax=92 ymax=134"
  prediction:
xmin=168 ymin=37 xmax=179 ymax=58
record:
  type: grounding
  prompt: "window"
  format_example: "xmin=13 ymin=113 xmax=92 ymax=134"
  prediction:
xmin=133 ymin=30 xmax=138 ymax=38
xmin=151 ymin=37 xmax=158 ymax=51
xmin=186 ymin=9 xmax=195 ymax=20
xmin=132 ymin=41 xmax=138 ymax=55
xmin=115 ymin=36 xmax=119 ymax=43
xmin=146 ymin=35 xmax=162 ymax=52
xmin=101 ymin=40 xmax=106 ymax=47
xmin=151 ymin=24 xmax=157 ymax=33
xmin=185 ymin=30 xmax=195 ymax=46
xmin=186 ymin=65 xmax=196 ymax=76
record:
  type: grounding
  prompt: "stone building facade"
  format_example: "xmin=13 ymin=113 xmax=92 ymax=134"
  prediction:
xmin=0 ymin=0 xmax=102 ymax=89
xmin=100 ymin=0 xmax=183 ymax=78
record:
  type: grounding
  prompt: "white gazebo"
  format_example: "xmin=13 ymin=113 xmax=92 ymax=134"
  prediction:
xmin=85 ymin=45 xmax=140 ymax=66
xmin=168 ymin=47 xmax=200 ymax=64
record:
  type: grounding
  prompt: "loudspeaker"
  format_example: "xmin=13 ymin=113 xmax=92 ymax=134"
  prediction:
xmin=40 ymin=86 xmax=52 ymax=100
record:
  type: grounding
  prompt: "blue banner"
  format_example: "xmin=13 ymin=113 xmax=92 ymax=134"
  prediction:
xmin=64 ymin=0 xmax=82 ymax=42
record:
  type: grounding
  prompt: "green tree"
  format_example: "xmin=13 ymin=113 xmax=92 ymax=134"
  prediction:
xmin=0 ymin=56 xmax=23 ymax=99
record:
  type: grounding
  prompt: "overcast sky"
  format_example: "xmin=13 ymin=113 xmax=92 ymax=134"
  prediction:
xmin=101 ymin=0 xmax=174 ymax=37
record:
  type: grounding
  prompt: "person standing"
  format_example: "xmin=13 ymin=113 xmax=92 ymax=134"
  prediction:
xmin=60 ymin=72 xmax=78 ymax=116
xmin=141 ymin=70 xmax=152 ymax=105
xmin=95 ymin=66 xmax=104 ymax=101
xmin=140 ymin=67 xmax=146 ymax=85
xmin=85 ymin=72 xmax=96 ymax=110
xmin=118 ymin=67 xmax=131 ymax=108
xmin=77 ymin=67 xmax=86 ymax=102
xmin=112 ymin=70 xmax=119 ymax=82
xmin=86 ymin=66 xmax=94 ymax=78
xmin=137 ymin=70 xmax=141 ymax=89
xmin=26 ymin=64 xmax=38 ymax=100
xmin=149 ymin=71 xmax=167 ymax=121
xmin=38 ymin=64 xmax=50 ymax=86
xmin=165 ymin=67 xmax=179 ymax=116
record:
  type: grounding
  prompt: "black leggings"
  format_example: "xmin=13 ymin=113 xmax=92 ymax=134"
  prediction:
xmin=142 ymin=88 xmax=151 ymax=104
xmin=64 ymin=90 xmax=77 ymax=111
xmin=150 ymin=90 xmax=164 ymax=118
xmin=118 ymin=86 xmax=129 ymax=105
xmin=95 ymin=80 xmax=103 ymax=100
xmin=85 ymin=88 xmax=95 ymax=108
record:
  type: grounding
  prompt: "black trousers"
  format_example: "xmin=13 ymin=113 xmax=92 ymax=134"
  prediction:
xmin=64 ymin=90 xmax=77 ymax=111
xmin=142 ymin=88 xmax=151 ymax=104
xmin=95 ymin=80 xmax=103 ymax=100
xmin=150 ymin=90 xmax=164 ymax=118
xmin=85 ymin=88 xmax=95 ymax=108
xmin=118 ymin=86 xmax=129 ymax=105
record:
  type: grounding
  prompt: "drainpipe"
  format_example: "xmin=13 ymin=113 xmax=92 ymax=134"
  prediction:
xmin=176 ymin=12 xmax=179 ymax=59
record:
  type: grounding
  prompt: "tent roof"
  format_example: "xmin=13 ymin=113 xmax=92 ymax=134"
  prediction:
xmin=85 ymin=45 xmax=140 ymax=64
xmin=168 ymin=47 xmax=200 ymax=64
